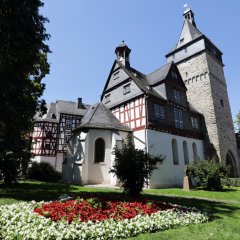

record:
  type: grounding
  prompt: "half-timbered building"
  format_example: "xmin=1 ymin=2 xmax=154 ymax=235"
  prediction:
xmin=31 ymin=98 xmax=89 ymax=172
xmin=100 ymin=42 xmax=205 ymax=188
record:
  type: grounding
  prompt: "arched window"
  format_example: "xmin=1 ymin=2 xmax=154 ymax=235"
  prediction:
xmin=183 ymin=141 xmax=189 ymax=164
xmin=172 ymin=139 xmax=179 ymax=165
xmin=192 ymin=142 xmax=198 ymax=160
xmin=94 ymin=138 xmax=105 ymax=163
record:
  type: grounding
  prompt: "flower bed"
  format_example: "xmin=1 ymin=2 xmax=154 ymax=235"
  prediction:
xmin=33 ymin=197 xmax=177 ymax=223
xmin=0 ymin=197 xmax=208 ymax=240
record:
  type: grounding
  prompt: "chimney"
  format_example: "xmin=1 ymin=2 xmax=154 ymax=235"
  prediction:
xmin=77 ymin=98 xmax=84 ymax=109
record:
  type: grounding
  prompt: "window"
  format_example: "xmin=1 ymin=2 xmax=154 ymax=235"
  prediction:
xmin=173 ymin=89 xmax=180 ymax=103
xmin=64 ymin=135 xmax=71 ymax=143
xmin=180 ymin=38 xmax=184 ymax=43
xmin=66 ymin=119 xmax=72 ymax=129
xmin=171 ymin=71 xmax=178 ymax=79
xmin=192 ymin=142 xmax=198 ymax=160
xmin=184 ymin=47 xmax=188 ymax=53
xmin=172 ymin=139 xmax=179 ymax=165
xmin=51 ymin=113 xmax=56 ymax=119
xmin=94 ymin=138 xmax=105 ymax=163
xmin=154 ymin=104 xmax=165 ymax=120
xmin=191 ymin=117 xmax=199 ymax=129
xmin=46 ymin=131 xmax=52 ymax=138
xmin=113 ymin=71 xmax=119 ymax=80
xmin=45 ymin=143 xmax=50 ymax=150
xmin=123 ymin=84 xmax=130 ymax=94
xmin=220 ymin=99 xmax=224 ymax=107
xmin=105 ymin=94 xmax=110 ymax=103
xmin=174 ymin=108 xmax=183 ymax=129
xmin=183 ymin=141 xmax=189 ymax=164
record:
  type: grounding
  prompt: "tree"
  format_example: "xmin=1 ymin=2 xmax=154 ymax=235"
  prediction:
xmin=0 ymin=0 xmax=50 ymax=184
xmin=110 ymin=134 xmax=164 ymax=197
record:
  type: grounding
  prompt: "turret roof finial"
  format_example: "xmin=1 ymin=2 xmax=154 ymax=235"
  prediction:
xmin=183 ymin=3 xmax=190 ymax=13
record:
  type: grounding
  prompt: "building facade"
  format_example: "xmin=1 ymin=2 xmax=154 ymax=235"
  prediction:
xmin=30 ymin=98 xmax=89 ymax=172
xmin=32 ymin=8 xmax=239 ymax=187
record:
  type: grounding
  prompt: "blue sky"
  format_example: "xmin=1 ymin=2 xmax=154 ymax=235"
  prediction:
xmin=41 ymin=0 xmax=240 ymax=125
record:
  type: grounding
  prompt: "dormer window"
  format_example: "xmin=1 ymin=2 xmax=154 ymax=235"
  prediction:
xmin=105 ymin=94 xmax=110 ymax=103
xmin=113 ymin=71 xmax=119 ymax=80
xmin=173 ymin=89 xmax=181 ymax=103
xmin=123 ymin=84 xmax=130 ymax=94
xmin=171 ymin=71 xmax=178 ymax=79
xmin=51 ymin=113 xmax=56 ymax=119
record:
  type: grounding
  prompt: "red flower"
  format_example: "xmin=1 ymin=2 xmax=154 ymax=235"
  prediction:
xmin=33 ymin=196 xmax=177 ymax=224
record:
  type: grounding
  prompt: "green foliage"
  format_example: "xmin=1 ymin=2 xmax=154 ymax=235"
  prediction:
xmin=0 ymin=0 xmax=50 ymax=184
xmin=236 ymin=111 xmax=240 ymax=133
xmin=110 ymin=134 xmax=164 ymax=197
xmin=187 ymin=158 xmax=229 ymax=191
xmin=222 ymin=178 xmax=240 ymax=187
xmin=28 ymin=162 xmax=61 ymax=183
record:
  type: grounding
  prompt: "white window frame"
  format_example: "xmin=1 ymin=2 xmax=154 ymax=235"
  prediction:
xmin=191 ymin=117 xmax=199 ymax=129
xmin=154 ymin=104 xmax=165 ymax=120
xmin=65 ymin=119 xmax=72 ymax=129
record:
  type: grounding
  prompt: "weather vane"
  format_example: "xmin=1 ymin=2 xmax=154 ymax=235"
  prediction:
xmin=183 ymin=3 xmax=188 ymax=9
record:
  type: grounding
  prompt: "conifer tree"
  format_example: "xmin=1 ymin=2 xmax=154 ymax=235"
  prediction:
xmin=0 ymin=0 xmax=50 ymax=184
xmin=110 ymin=134 xmax=164 ymax=197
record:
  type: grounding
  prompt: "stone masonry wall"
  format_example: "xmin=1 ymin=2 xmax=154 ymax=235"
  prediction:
xmin=176 ymin=52 xmax=239 ymax=175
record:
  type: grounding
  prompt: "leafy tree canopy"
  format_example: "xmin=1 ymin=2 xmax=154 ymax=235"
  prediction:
xmin=0 ymin=0 xmax=50 ymax=184
xmin=110 ymin=134 xmax=165 ymax=197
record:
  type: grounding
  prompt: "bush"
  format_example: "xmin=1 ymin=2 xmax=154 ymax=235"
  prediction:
xmin=28 ymin=162 xmax=61 ymax=182
xmin=221 ymin=178 xmax=240 ymax=187
xmin=110 ymin=134 xmax=164 ymax=197
xmin=187 ymin=158 xmax=229 ymax=191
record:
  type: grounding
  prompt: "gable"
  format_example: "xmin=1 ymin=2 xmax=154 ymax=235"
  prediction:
xmin=101 ymin=61 xmax=130 ymax=97
xmin=165 ymin=64 xmax=187 ymax=90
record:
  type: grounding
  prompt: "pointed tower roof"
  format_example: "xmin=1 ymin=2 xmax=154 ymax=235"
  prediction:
xmin=171 ymin=8 xmax=203 ymax=52
xmin=74 ymin=102 xmax=132 ymax=132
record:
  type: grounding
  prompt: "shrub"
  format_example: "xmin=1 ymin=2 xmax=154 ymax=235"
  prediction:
xmin=187 ymin=158 xmax=229 ymax=191
xmin=110 ymin=134 xmax=164 ymax=197
xmin=221 ymin=178 xmax=240 ymax=187
xmin=28 ymin=162 xmax=61 ymax=182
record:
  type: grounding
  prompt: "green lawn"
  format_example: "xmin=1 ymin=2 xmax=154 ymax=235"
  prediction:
xmin=1 ymin=180 xmax=240 ymax=240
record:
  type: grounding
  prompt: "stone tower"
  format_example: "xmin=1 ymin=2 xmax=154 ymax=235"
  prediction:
xmin=166 ymin=8 xmax=239 ymax=176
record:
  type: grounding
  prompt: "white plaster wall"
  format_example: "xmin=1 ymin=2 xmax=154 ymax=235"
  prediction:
xmin=86 ymin=129 xmax=113 ymax=184
xmin=31 ymin=156 xmax=61 ymax=173
xmin=110 ymin=131 xmax=130 ymax=185
xmin=56 ymin=153 xmax=63 ymax=173
xmin=63 ymin=132 xmax=87 ymax=184
xmin=146 ymin=129 xmax=204 ymax=188
xmin=133 ymin=129 xmax=146 ymax=150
